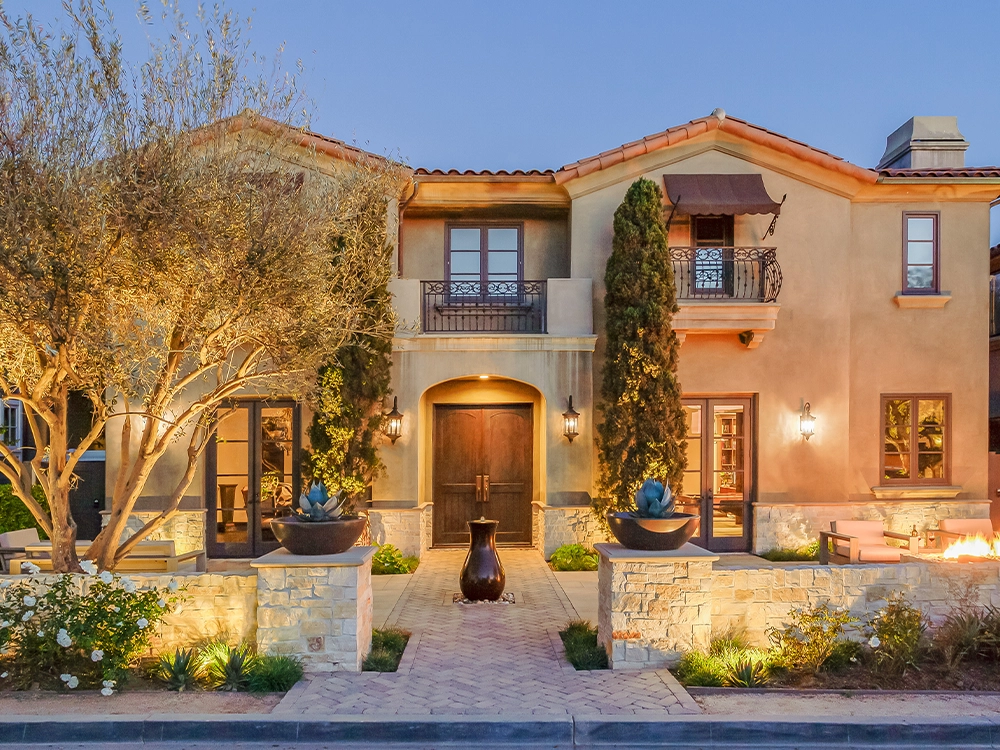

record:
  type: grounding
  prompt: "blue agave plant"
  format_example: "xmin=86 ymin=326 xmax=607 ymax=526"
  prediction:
xmin=297 ymin=482 xmax=349 ymax=522
xmin=633 ymin=479 xmax=675 ymax=519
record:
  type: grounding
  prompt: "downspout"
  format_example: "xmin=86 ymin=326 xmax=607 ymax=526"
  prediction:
xmin=396 ymin=180 xmax=419 ymax=278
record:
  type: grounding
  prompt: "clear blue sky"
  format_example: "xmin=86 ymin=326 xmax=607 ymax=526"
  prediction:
xmin=14 ymin=0 xmax=1000 ymax=173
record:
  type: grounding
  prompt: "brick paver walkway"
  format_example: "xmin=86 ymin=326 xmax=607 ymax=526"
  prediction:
xmin=274 ymin=549 xmax=698 ymax=716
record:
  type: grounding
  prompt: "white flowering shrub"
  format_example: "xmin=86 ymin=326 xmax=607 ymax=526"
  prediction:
xmin=0 ymin=567 xmax=181 ymax=690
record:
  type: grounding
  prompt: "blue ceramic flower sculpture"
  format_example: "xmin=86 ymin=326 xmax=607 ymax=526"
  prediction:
xmin=633 ymin=479 xmax=676 ymax=519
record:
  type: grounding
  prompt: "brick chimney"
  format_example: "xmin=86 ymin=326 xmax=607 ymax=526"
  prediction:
xmin=877 ymin=116 xmax=969 ymax=170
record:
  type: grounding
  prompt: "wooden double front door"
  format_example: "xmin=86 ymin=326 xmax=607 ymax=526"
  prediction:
xmin=433 ymin=404 xmax=533 ymax=546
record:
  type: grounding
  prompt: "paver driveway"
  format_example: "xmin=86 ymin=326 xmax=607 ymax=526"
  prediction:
xmin=274 ymin=548 xmax=698 ymax=716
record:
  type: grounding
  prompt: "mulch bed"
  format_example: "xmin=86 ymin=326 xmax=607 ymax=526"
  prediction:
xmin=769 ymin=662 xmax=1000 ymax=691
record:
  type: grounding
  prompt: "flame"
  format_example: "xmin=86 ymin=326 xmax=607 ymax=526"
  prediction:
xmin=943 ymin=534 xmax=1000 ymax=559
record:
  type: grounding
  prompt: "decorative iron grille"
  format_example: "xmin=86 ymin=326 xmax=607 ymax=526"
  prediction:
xmin=421 ymin=280 xmax=547 ymax=333
xmin=670 ymin=247 xmax=782 ymax=302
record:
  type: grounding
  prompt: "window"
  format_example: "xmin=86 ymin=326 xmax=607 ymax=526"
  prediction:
xmin=0 ymin=399 xmax=23 ymax=453
xmin=902 ymin=213 xmax=939 ymax=294
xmin=446 ymin=224 xmax=522 ymax=297
xmin=881 ymin=395 xmax=949 ymax=484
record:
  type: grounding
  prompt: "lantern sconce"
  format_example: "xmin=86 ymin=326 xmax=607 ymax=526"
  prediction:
xmin=385 ymin=397 xmax=403 ymax=445
xmin=800 ymin=402 xmax=816 ymax=441
xmin=562 ymin=396 xmax=580 ymax=443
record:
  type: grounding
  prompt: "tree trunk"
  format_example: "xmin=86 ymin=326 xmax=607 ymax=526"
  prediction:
xmin=47 ymin=393 xmax=81 ymax=573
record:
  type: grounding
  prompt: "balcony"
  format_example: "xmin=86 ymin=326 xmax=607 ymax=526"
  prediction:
xmin=421 ymin=280 xmax=547 ymax=333
xmin=669 ymin=247 xmax=782 ymax=349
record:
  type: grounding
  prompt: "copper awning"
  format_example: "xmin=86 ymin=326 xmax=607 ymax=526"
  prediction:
xmin=664 ymin=174 xmax=783 ymax=215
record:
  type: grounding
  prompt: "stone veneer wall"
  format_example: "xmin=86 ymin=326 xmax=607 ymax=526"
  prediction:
xmin=598 ymin=542 xmax=1000 ymax=670
xmin=366 ymin=504 xmax=432 ymax=557
xmin=252 ymin=548 xmax=374 ymax=674
xmin=100 ymin=510 xmax=207 ymax=556
xmin=753 ymin=500 xmax=991 ymax=552
xmin=712 ymin=558 xmax=1000 ymax=647
xmin=534 ymin=504 xmax=611 ymax=559
xmin=6 ymin=571 xmax=257 ymax=655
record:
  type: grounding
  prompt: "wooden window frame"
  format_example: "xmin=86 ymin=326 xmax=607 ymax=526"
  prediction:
xmin=445 ymin=222 xmax=524 ymax=284
xmin=880 ymin=393 xmax=951 ymax=486
xmin=901 ymin=212 xmax=940 ymax=295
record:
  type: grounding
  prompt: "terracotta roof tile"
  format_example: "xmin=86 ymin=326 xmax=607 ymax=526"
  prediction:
xmin=413 ymin=168 xmax=554 ymax=177
xmin=880 ymin=167 xmax=1000 ymax=178
xmin=555 ymin=113 xmax=878 ymax=185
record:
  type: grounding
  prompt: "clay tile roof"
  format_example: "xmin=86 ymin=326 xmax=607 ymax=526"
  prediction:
xmin=880 ymin=167 xmax=1000 ymax=178
xmin=413 ymin=168 xmax=554 ymax=177
xmin=555 ymin=113 xmax=878 ymax=185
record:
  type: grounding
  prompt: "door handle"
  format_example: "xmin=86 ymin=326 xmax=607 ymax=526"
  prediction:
xmin=476 ymin=475 xmax=483 ymax=503
xmin=483 ymin=474 xmax=490 ymax=503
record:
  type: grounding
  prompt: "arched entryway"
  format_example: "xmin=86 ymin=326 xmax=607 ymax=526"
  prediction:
xmin=419 ymin=377 xmax=544 ymax=547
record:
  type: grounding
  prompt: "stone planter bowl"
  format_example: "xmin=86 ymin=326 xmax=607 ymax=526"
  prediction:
xmin=606 ymin=512 xmax=699 ymax=551
xmin=270 ymin=516 xmax=366 ymax=555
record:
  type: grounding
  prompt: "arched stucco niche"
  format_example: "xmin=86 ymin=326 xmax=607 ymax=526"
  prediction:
xmin=417 ymin=376 xmax=546 ymax=511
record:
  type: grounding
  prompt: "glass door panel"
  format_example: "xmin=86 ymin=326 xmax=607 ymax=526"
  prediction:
xmin=260 ymin=407 xmax=296 ymax=545
xmin=712 ymin=404 xmax=746 ymax=540
xmin=215 ymin=406 xmax=250 ymax=548
xmin=678 ymin=404 xmax=703 ymax=536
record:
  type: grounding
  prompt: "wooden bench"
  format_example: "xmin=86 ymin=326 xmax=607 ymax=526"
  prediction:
xmin=10 ymin=539 xmax=207 ymax=573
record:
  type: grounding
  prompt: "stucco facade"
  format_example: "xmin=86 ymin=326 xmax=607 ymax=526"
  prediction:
xmin=104 ymin=112 xmax=999 ymax=559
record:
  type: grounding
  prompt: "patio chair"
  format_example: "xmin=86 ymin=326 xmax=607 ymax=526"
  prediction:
xmin=935 ymin=518 xmax=996 ymax=548
xmin=819 ymin=520 xmax=919 ymax=564
xmin=0 ymin=528 xmax=40 ymax=573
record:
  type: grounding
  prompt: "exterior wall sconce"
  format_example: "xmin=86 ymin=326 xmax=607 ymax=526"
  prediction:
xmin=385 ymin=397 xmax=403 ymax=445
xmin=563 ymin=396 xmax=580 ymax=443
xmin=800 ymin=402 xmax=816 ymax=440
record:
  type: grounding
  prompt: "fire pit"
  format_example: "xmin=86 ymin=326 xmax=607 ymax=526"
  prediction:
xmin=942 ymin=534 xmax=1000 ymax=563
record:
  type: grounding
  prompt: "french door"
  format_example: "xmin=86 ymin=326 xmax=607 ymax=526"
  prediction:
xmin=205 ymin=400 xmax=301 ymax=558
xmin=678 ymin=397 xmax=754 ymax=552
xmin=432 ymin=404 xmax=533 ymax=546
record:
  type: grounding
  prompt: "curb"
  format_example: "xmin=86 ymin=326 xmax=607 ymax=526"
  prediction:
xmin=3 ymin=715 xmax=1000 ymax=746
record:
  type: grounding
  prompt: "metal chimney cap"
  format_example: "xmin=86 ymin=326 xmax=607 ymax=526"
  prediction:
xmin=878 ymin=116 xmax=969 ymax=170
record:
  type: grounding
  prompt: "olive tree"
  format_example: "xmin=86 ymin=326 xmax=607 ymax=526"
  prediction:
xmin=0 ymin=2 xmax=405 ymax=571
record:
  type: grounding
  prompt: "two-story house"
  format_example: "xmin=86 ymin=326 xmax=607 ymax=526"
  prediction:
xmin=79 ymin=110 xmax=999 ymax=561
xmin=371 ymin=111 xmax=999 ymax=557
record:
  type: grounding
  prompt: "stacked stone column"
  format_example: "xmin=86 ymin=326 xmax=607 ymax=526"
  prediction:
xmin=251 ymin=547 xmax=374 ymax=674
xmin=596 ymin=543 xmax=718 ymax=669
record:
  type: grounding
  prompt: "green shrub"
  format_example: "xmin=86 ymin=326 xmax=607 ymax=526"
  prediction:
xmin=248 ymin=655 xmax=304 ymax=693
xmin=709 ymin=627 xmax=752 ymax=655
xmin=978 ymin=605 xmax=1000 ymax=660
xmin=725 ymin=658 xmax=769 ymax=687
xmin=866 ymin=592 xmax=927 ymax=676
xmin=758 ymin=542 xmax=819 ymax=562
xmin=549 ymin=544 xmax=598 ymax=571
xmin=934 ymin=609 xmax=983 ymax=670
xmin=200 ymin=642 xmax=257 ymax=691
xmin=363 ymin=627 xmax=410 ymax=672
xmin=156 ymin=648 xmax=199 ymax=692
xmin=371 ymin=544 xmax=419 ymax=575
xmin=822 ymin=639 xmax=863 ymax=672
xmin=0 ymin=567 xmax=180 ymax=690
xmin=0 ymin=484 xmax=49 ymax=538
xmin=675 ymin=650 xmax=725 ymax=686
xmin=769 ymin=603 xmax=858 ymax=675
xmin=559 ymin=620 xmax=608 ymax=670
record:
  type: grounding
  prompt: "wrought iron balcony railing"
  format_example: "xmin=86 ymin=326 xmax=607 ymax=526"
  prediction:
xmin=670 ymin=247 xmax=782 ymax=303
xmin=421 ymin=280 xmax=547 ymax=333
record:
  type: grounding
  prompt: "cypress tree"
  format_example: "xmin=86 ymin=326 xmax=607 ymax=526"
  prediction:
xmin=594 ymin=177 xmax=686 ymax=520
